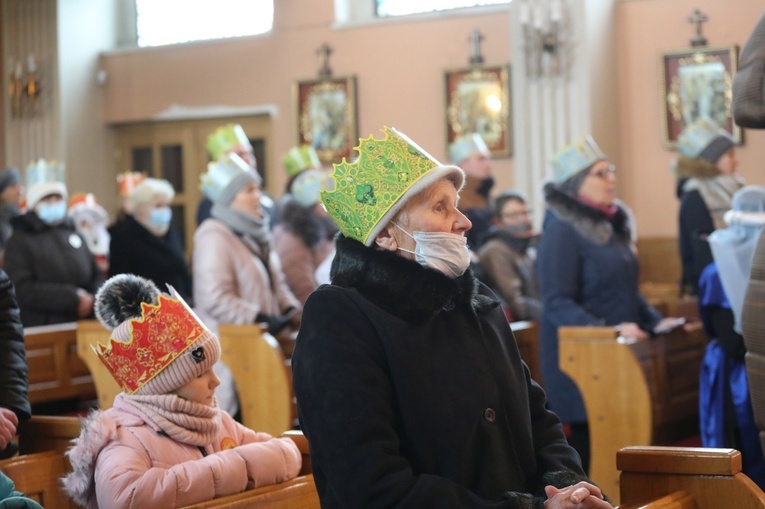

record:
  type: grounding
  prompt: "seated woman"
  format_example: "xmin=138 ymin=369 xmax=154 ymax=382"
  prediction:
xmin=700 ymin=185 xmax=765 ymax=489
xmin=109 ymin=178 xmax=192 ymax=301
xmin=62 ymin=274 xmax=301 ymax=509
xmin=5 ymin=159 xmax=103 ymax=326
xmin=194 ymin=154 xmax=300 ymax=416
xmin=536 ymin=136 xmax=681 ymax=472
xmin=273 ymin=169 xmax=338 ymax=304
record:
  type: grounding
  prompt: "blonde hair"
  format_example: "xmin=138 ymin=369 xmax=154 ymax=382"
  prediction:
xmin=128 ymin=178 xmax=175 ymax=211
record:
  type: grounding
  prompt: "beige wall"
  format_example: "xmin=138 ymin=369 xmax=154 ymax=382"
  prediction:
xmin=616 ymin=0 xmax=765 ymax=237
xmin=99 ymin=1 xmax=514 ymax=198
xmin=99 ymin=0 xmax=765 ymax=236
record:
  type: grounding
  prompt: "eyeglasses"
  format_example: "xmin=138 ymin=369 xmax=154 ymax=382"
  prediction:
xmin=589 ymin=164 xmax=616 ymax=179
xmin=501 ymin=210 xmax=533 ymax=220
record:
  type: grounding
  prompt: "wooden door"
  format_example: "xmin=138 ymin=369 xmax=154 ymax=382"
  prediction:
xmin=114 ymin=115 xmax=272 ymax=257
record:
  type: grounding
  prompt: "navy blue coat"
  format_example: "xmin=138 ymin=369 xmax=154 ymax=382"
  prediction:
xmin=293 ymin=235 xmax=589 ymax=508
xmin=536 ymin=186 xmax=662 ymax=423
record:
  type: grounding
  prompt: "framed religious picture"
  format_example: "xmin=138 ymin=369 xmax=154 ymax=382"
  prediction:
xmin=294 ymin=76 xmax=358 ymax=164
xmin=445 ymin=64 xmax=512 ymax=158
xmin=660 ymin=45 xmax=741 ymax=148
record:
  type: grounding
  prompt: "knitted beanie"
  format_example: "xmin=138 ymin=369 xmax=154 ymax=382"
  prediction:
xmin=94 ymin=274 xmax=220 ymax=396
xmin=0 ymin=168 xmax=21 ymax=195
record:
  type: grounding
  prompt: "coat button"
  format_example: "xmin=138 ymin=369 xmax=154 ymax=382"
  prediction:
xmin=484 ymin=407 xmax=496 ymax=423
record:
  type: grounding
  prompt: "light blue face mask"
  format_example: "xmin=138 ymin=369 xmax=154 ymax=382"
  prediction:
xmin=36 ymin=201 xmax=67 ymax=224
xmin=393 ymin=223 xmax=471 ymax=279
xmin=149 ymin=206 xmax=172 ymax=228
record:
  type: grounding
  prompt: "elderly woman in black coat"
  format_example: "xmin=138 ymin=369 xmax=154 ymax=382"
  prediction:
xmin=293 ymin=128 xmax=612 ymax=509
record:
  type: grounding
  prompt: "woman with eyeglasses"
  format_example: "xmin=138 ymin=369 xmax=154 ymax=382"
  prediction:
xmin=536 ymin=136 xmax=681 ymax=473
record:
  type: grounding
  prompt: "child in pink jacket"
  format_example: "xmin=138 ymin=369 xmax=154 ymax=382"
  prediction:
xmin=62 ymin=274 xmax=302 ymax=509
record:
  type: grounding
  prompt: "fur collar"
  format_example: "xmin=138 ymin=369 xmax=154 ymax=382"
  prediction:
xmin=672 ymin=155 xmax=719 ymax=180
xmin=330 ymin=234 xmax=497 ymax=325
xmin=543 ymin=184 xmax=633 ymax=246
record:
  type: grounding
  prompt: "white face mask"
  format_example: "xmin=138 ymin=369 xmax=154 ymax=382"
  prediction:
xmin=394 ymin=223 xmax=471 ymax=279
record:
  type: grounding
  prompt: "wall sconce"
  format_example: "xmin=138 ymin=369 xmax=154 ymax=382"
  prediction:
xmin=8 ymin=54 xmax=41 ymax=118
xmin=519 ymin=0 xmax=566 ymax=79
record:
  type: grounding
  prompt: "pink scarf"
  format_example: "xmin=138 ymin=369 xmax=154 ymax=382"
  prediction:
xmin=114 ymin=393 xmax=221 ymax=447
xmin=577 ymin=194 xmax=618 ymax=219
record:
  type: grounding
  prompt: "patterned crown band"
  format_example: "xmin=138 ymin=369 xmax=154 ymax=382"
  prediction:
xmin=320 ymin=127 xmax=447 ymax=245
xmin=95 ymin=294 xmax=207 ymax=394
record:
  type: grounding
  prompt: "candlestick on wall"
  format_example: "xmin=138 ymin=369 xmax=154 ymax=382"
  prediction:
xmin=519 ymin=0 xmax=568 ymax=79
xmin=8 ymin=53 xmax=41 ymax=118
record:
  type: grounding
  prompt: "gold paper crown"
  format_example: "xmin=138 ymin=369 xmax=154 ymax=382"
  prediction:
xmin=207 ymin=124 xmax=251 ymax=161
xmin=95 ymin=294 xmax=207 ymax=394
xmin=321 ymin=127 xmax=461 ymax=246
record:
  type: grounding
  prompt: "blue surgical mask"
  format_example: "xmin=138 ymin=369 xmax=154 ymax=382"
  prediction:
xmin=36 ymin=201 xmax=67 ymax=224
xmin=394 ymin=223 xmax=471 ymax=279
xmin=150 ymin=206 xmax=172 ymax=228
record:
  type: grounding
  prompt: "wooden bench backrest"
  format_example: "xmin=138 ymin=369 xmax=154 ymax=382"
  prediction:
xmin=24 ymin=322 xmax=94 ymax=405
xmin=218 ymin=324 xmax=293 ymax=437
xmin=18 ymin=415 xmax=82 ymax=455
xmin=0 ymin=450 xmax=77 ymax=509
xmin=618 ymin=446 xmax=765 ymax=509
xmin=76 ymin=319 xmax=122 ymax=409
xmin=559 ymin=323 xmax=706 ymax=503
xmin=179 ymin=474 xmax=319 ymax=509
xmin=510 ymin=320 xmax=542 ymax=386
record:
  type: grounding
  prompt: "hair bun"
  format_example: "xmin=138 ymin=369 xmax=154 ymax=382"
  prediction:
xmin=94 ymin=274 xmax=160 ymax=330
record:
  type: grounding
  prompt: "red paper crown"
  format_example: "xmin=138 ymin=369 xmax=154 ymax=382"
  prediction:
xmin=117 ymin=171 xmax=147 ymax=198
xmin=95 ymin=294 xmax=207 ymax=394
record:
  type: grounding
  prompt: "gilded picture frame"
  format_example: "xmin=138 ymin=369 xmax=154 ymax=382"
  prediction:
xmin=294 ymin=76 xmax=358 ymax=164
xmin=660 ymin=45 xmax=741 ymax=148
xmin=445 ymin=64 xmax=512 ymax=158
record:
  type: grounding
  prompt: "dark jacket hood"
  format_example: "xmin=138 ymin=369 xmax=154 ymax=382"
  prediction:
xmin=330 ymin=234 xmax=497 ymax=325
xmin=543 ymin=183 xmax=633 ymax=246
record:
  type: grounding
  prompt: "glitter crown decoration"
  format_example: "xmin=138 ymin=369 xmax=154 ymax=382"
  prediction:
xmin=677 ymin=117 xmax=732 ymax=158
xmin=550 ymin=136 xmax=607 ymax=183
xmin=283 ymin=145 xmax=321 ymax=178
xmin=26 ymin=159 xmax=65 ymax=188
xmin=95 ymin=293 xmax=207 ymax=394
xmin=117 ymin=172 xmax=146 ymax=198
xmin=321 ymin=127 xmax=445 ymax=245
xmin=200 ymin=153 xmax=254 ymax=202
xmin=207 ymin=124 xmax=251 ymax=161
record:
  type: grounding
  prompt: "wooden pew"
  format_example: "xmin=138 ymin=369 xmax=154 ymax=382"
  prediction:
xmin=559 ymin=323 xmax=706 ymax=504
xmin=76 ymin=319 xmax=122 ymax=409
xmin=18 ymin=415 xmax=81 ymax=455
xmin=24 ymin=322 xmax=94 ymax=406
xmin=218 ymin=324 xmax=293 ymax=437
xmin=617 ymin=446 xmax=765 ymax=509
xmin=0 ymin=450 xmax=77 ymax=508
xmin=510 ymin=321 xmax=542 ymax=386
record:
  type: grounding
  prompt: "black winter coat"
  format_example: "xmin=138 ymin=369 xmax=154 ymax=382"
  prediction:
xmin=109 ymin=216 xmax=192 ymax=301
xmin=0 ymin=270 xmax=30 ymax=424
xmin=5 ymin=213 xmax=104 ymax=327
xmin=293 ymin=235 xmax=588 ymax=509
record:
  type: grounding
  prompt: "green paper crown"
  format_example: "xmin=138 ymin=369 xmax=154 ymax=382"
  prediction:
xmin=206 ymin=124 xmax=251 ymax=161
xmin=321 ymin=127 xmax=452 ymax=246
xmin=283 ymin=145 xmax=321 ymax=178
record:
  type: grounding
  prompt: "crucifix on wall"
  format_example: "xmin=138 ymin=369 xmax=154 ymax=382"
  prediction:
xmin=687 ymin=9 xmax=708 ymax=47
xmin=469 ymin=29 xmax=485 ymax=65
xmin=317 ymin=43 xmax=333 ymax=78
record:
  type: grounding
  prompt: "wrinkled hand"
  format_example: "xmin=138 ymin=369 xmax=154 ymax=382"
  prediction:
xmin=544 ymin=482 xmax=613 ymax=508
xmin=616 ymin=322 xmax=648 ymax=340
xmin=256 ymin=313 xmax=292 ymax=336
xmin=0 ymin=407 xmax=18 ymax=451
xmin=76 ymin=289 xmax=94 ymax=319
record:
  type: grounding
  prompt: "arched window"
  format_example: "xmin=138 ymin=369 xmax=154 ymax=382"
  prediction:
xmin=376 ymin=0 xmax=510 ymax=17
xmin=136 ymin=0 xmax=274 ymax=47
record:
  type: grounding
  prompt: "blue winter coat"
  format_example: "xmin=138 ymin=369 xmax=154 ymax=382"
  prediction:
xmin=536 ymin=185 xmax=662 ymax=423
